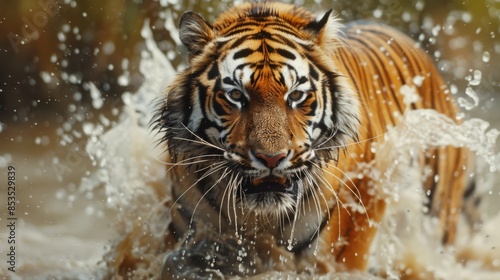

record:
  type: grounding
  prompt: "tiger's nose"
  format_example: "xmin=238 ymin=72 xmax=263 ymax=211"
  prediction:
xmin=254 ymin=152 xmax=288 ymax=169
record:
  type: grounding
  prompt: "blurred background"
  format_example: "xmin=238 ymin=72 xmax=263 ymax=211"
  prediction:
xmin=0 ymin=0 xmax=498 ymax=123
xmin=0 ymin=0 xmax=498 ymax=277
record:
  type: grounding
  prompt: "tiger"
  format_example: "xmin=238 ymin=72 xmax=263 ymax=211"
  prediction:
xmin=153 ymin=2 xmax=470 ymax=278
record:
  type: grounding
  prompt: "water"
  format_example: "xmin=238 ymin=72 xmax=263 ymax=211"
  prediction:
xmin=1 ymin=2 xmax=500 ymax=279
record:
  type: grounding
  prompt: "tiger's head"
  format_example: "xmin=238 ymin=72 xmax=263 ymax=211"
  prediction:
xmin=155 ymin=3 xmax=359 ymax=224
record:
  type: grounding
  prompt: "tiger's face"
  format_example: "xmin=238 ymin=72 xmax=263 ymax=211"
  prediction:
xmin=156 ymin=3 xmax=359 ymax=223
xmin=216 ymin=44 xmax=323 ymax=213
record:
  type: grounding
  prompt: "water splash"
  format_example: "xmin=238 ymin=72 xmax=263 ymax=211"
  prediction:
xmin=395 ymin=110 xmax=498 ymax=171
xmin=369 ymin=109 xmax=500 ymax=279
xmin=80 ymin=20 xmax=176 ymax=278
xmin=458 ymin=87 xmax=480 ymax=110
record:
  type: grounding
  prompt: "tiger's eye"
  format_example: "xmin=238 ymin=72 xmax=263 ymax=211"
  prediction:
xmin=289 ymin=91 xmax=304 ymax=102
xmin=228 ymin=90 xmax=243 ymax=101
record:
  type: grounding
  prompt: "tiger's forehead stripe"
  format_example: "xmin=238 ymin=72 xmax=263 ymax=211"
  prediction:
xmin=219 ymin=48 xmax=310 ymax=96
xmin=214 ymin=21 xmax=316 ymax=97
xmin=215 ymin=20 xmax=313 ymax=52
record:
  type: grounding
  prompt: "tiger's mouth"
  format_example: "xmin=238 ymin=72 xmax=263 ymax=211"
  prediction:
xmin=243 ymin=176 xmax=294 ymax=195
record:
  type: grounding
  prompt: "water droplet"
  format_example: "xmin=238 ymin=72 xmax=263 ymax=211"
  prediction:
xmin=431 ymin=25 xmax=441 ymax=37
xmin=85 ymin=206 xmax=95 ymax=216
xmin=413 ymin=75 xmax=424 ymax=87
xmin=61 ymin=23 xmax=70 ymax=33
xmin=434 ymin=174 xmax=439 ymax=183
xmin=373 ymin=9 xmax=382 ymax=19
xmin=468 ymin=70 xmax=482 ymax=86
xmin=103 ymin=41 xmax=115 ymax=55
xmin=57 ymin=32 xmax=66 ymax=42
xmin=415 ymin=0 xmax=425 ymax=11
xmin=83 ymin=123 xmax=93 ymax=135
xmin=89 ymin=83 xmax=104 ymax=109
xmin=462 ymin=12 xmax=472 ymax=23
xmin=402 ymin=11 xmax=411 ymax=22
xmin=434 ymin=50 xmax=441 ymax=59
xmin=55 ymin=189 xmax=66 ymax=200
xmin=50 ymin=54 xmax=57 ymax=63
xmin=482 ymin=51 xmax=490 ymax=63
xmin=458 ymin=87 xmax=479 ymax=110
xmin=40 ymin=71 xmax=52 ymax=83
xmin=118 ymin=74 xmax=130 ymax=86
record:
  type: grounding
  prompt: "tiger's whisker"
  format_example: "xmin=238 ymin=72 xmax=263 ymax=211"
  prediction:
xmin=189 ymin=167 xmax=231 ymax=227
xmin=179 ymin=123 xmax=226 ymax=152
xmin=310 ymin=167 xmax=344 ymax=241
xmin=161 ymin=154 xmax=223 ymax=165
xmin=169 ymin=163 xmax=227 ymax=211
xmin=321 ymin=162 xmax=370 ymax=222
xmin=312 ymin=132 xmax=385 ymax=151
xmin=172 ymin=136 xmax=225 ymax=152
xmin=219 ymin=174 xmax=233 ymax=233
xmin=304 ymin=170 xmax=329 ymax=227
xmin=310 ymin=163 xmax=352 ymax=215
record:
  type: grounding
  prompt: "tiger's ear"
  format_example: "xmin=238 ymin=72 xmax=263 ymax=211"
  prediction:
xmin=303 ymin=10 xmax=342 ymax=47
xmin=179 ymin=12 xmax=215 ymax=55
